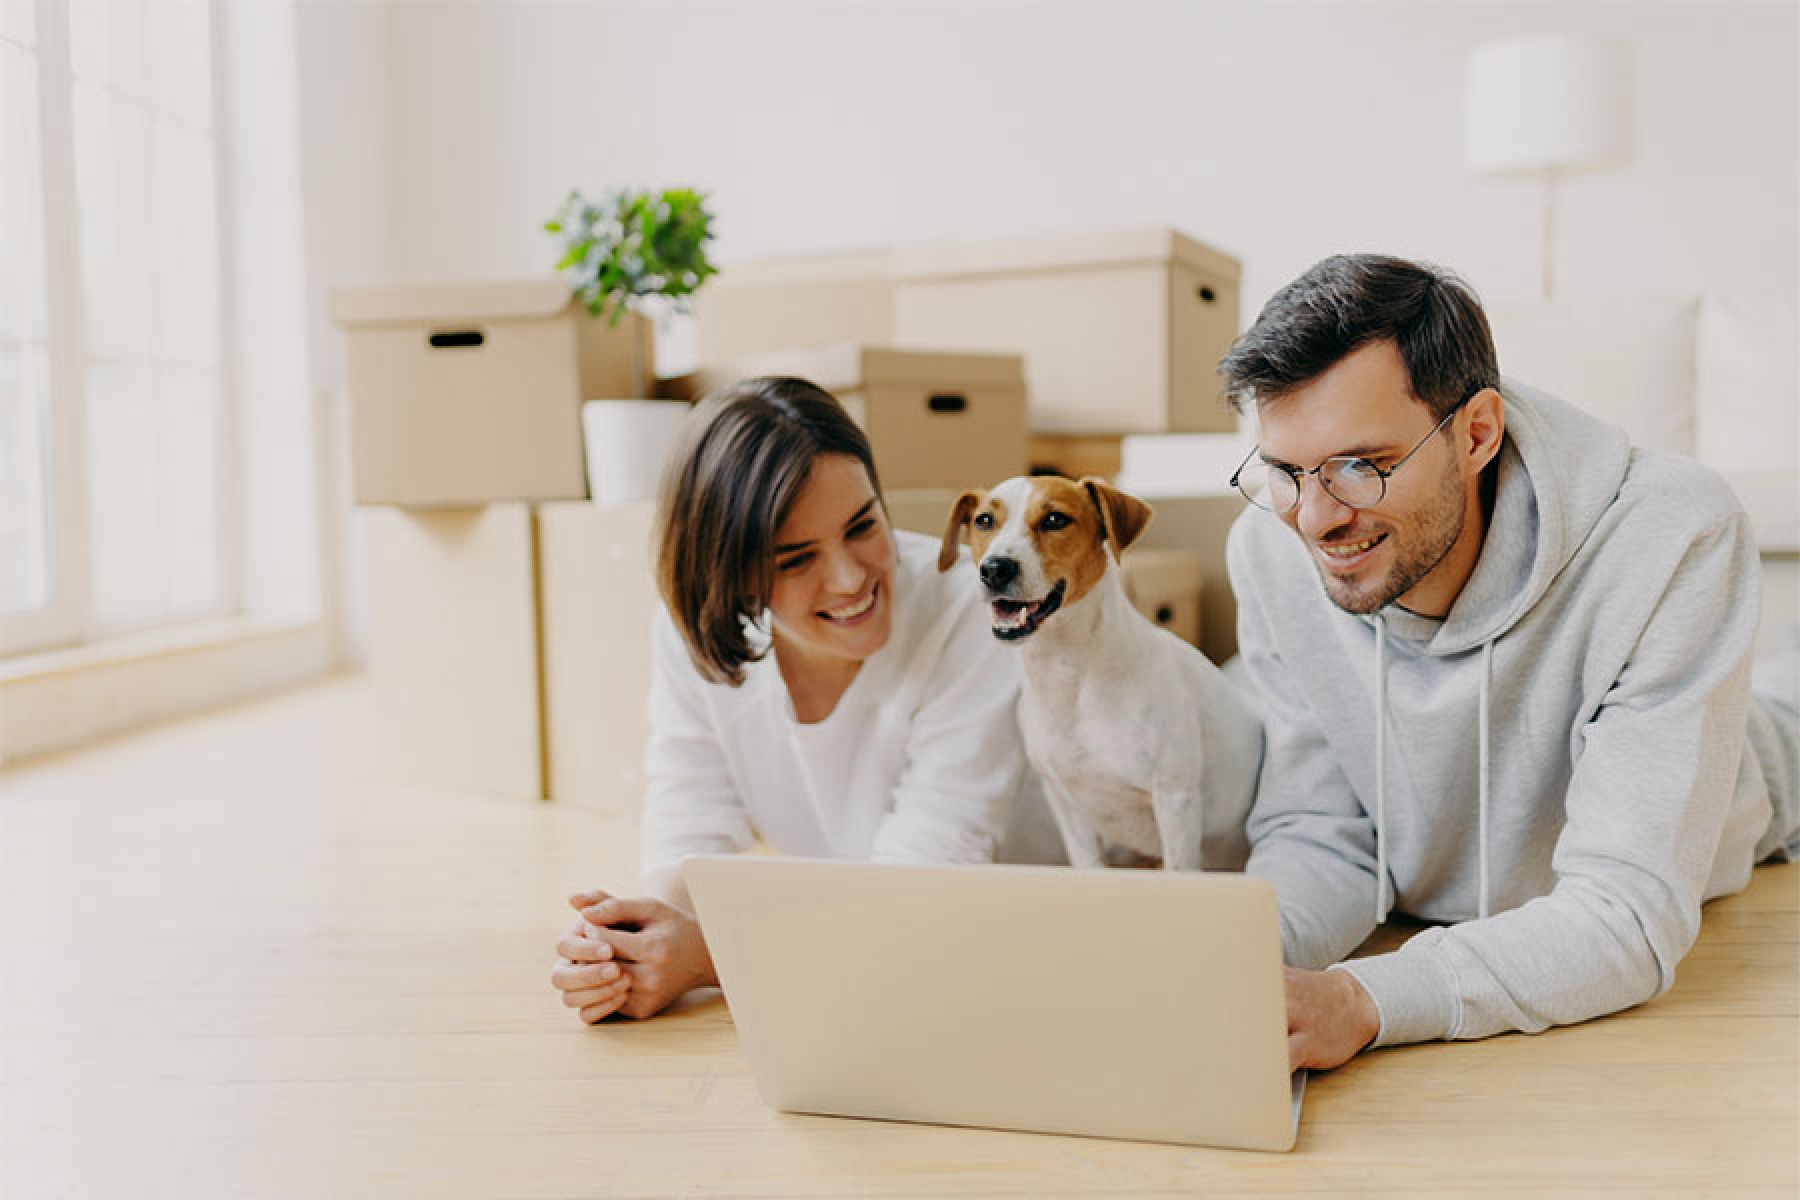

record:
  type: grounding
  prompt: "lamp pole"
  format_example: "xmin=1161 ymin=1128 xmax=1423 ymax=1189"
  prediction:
xmin=1540 ymin=171 xmax=1559 ymax=302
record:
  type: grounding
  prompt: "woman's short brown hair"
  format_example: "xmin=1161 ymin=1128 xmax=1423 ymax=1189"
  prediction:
xmin=655 ymin=376 xmax=883 ymax=686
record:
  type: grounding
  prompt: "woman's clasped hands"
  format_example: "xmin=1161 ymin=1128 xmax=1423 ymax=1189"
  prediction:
xmin=550 ymin=889 xmax=719 ymax=1023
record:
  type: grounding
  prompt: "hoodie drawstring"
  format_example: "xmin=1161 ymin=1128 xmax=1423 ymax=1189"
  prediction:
xmin=1374 ymin=615 xmax=1389 ymax=923
xmin=1478 ymin=638 xmax=1494 ymax=920
xmin=1369 ymin=619 xmax=1497 ymax=926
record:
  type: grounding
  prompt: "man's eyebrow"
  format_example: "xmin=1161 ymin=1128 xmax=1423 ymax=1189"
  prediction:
xmin=1260 ymin=441 xmax=1402 ymax=468
xmin=773 ymin=499 xmax=877 ymax=555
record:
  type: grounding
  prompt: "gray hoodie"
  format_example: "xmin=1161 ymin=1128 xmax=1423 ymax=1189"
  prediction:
xmin=1227 ymin=380 xmax=1799 ymax=1047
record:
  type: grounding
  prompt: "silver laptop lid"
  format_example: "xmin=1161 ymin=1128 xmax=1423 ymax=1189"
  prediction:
xmin=683 ymin=857 xmax=1300 ymax=1152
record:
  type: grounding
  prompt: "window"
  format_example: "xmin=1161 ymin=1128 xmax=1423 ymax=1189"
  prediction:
xmin=0 ymin=3 xmax=55 ymax=639
xmin=0 ymin=0 xmax=231 ymax=656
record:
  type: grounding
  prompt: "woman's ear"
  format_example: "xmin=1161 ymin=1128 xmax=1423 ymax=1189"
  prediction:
xmin=1080 ymin=478 xmax=1153 ymax=557
xmin=937 ymin=491 xmax=982 ymax=571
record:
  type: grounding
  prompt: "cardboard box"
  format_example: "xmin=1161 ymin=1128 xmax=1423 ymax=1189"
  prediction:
xmin=1133 ymin=493 xmax=1246 ymax=665
xmin=894 ymin=227 xmax=1243 ymax=436
xmin=1119 ymin=548 xmax=1204 ymax=648
xmin=538 ymin=500 xmax=660 ymax=814
xmin=667 ymin=344 xmax=1028 ymax=492
xmin=335 ymin=279 xmax=653 ymax=507
xmin=883 ymin=488 xmax=960 ymax=539
xmin=1028 ymin=434 xmax=1124 ymax=481
xmin=694 ymin=249 xmax=895 ymax=363
xmin=363 ymin=503 xmax=545 ymax=798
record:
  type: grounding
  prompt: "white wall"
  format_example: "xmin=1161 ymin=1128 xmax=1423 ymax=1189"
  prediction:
xmin=357 ymin=0 xmax=1798 ymax=308
xmin=293 ymin=0 xmax=1799 ymax=660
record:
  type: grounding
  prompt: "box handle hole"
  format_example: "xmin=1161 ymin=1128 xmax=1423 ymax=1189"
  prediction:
xmin=1197 ymin=286 xmax=1217 ymax=304
xmin=927 ymin=393 xmax=968 ymax=414
xmin=429 ymin=329 xmax=485 ymax=349
xmin=1155 ymin=605 xmax=1174 ymax=624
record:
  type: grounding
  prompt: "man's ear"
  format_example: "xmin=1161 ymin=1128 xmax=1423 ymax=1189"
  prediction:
xmin=1081 ymin=478 xmax=1153 ymax=557
xmin=1464 ymin=387 xmax=1507 ymax=473
xmin=937 ymin=491 xmax=982 ymax=572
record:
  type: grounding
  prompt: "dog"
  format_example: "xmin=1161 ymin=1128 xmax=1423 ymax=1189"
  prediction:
xmin=939 ymin=475 xmax=1260 ymax=870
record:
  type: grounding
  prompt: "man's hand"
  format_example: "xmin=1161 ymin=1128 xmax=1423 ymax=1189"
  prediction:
xmin=577 ymin=894 xmax=718 ymax=1020
xmin=1284 ymin=966 xmax=1381 ymax=1071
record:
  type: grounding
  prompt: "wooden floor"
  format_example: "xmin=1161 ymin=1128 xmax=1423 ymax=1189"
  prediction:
xmin=2 ymin=675 xmax=1795 ymax=1199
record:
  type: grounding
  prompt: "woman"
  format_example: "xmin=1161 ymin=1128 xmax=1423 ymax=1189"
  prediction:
xmin=550 ymin=376 xmax=1044 ymax=1023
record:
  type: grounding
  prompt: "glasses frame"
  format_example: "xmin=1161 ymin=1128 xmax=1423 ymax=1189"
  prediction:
xmin=1230 ymin=394 xmax=1473 ymax=514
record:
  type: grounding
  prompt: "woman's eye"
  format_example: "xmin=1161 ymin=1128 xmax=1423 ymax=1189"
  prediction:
xmin=848 ymin=518 xmax=877 ymax=538
xmin=1038 ymin=511 xmax=1072 ymax=532
xmin=972 ymin=512 xmax=994 ymax=531
xmin=776 ymin=553 xmax=812 ymax=573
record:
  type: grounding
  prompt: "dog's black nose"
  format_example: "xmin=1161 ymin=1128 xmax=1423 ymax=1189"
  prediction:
xmin=979 ymin=556 xmax=1019 ymax=591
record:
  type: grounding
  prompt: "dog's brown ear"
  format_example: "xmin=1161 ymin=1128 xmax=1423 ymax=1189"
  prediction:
xmin=937 ymin=491 xmax=982 ymax=571
xmin=1081 ymin=477 xmax=1153 ymax=557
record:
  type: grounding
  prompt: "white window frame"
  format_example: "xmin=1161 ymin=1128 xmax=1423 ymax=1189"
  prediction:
xmin=1 ymin=0 xmax=239 ymax=657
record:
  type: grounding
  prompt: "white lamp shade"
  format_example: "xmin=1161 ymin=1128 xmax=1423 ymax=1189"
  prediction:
xmin=1465 ymin=34 xmax=1635 ymax=177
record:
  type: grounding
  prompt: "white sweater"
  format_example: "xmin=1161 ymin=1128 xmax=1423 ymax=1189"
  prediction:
xmin=638 ymin=530 xmax=1028 ymax=876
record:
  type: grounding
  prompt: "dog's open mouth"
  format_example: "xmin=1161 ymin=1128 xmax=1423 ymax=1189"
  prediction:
xmin=989 ymin=580 xmax=1066 ymax=641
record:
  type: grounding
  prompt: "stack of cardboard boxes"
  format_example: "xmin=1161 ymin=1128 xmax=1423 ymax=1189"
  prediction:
xmin=693 ymin=226 xmax=1247 ymax=664
xmin=338 ymin=226 xmax=1248 ymax=808
xmin=336 ymin=281 xmax=664 ymax=810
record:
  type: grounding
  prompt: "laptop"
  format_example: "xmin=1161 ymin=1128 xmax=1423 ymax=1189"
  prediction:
xmin=682 ymin=856 xmax=1305 ymax=1152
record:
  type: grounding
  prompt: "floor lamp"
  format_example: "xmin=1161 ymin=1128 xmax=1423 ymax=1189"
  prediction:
xmin=1465 ymin=34 xmax=1635 ymax=301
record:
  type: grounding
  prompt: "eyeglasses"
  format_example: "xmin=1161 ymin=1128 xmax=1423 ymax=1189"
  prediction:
xmin=1229 ymin=397 xmax=1470 ymax=514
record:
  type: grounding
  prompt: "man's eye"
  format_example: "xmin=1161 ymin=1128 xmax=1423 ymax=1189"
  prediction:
xmin=777 ymin=553 xmax=812 ymax=573
xmin=972 ymin=512 xmax=995 ymax=531
xmin=1037 ymin=511 xmax=1072 ymax=532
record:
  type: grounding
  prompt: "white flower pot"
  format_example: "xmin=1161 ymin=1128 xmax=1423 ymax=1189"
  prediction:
xmin=580 ymin=399 xmax=691 ymax=509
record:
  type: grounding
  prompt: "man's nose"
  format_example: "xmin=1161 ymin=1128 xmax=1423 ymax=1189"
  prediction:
xmin=980 ymin=556 xmax=1019 ymax=591
xmin=1292 ymin=474 xmax=1355 ymax=539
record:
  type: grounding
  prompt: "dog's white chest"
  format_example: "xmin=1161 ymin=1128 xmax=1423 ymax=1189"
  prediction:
xmin=1022 ymin=691 xmax=1168 ymax=857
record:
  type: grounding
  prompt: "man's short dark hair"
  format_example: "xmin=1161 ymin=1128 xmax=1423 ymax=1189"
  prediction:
xmin=1219 ymin=254 xmax=1501 ymax=421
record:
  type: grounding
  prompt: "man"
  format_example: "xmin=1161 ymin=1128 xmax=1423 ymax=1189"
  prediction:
xmin=1220 ymin=254 xmax=1800 ymax=1070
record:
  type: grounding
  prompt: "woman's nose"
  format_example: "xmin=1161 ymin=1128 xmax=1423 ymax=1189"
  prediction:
xmin=822 ymin=545 xmax=866 ymax=592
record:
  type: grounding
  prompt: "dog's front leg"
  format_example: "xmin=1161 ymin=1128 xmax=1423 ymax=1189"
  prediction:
xmin=1041 ymin=772 xmax=1108 ymax=869
xmin=1153 ymin=784 xmax=1207 ymax=872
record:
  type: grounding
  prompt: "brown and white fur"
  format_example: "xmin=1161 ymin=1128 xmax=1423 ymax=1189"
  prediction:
xmin=939 ymin=476 xmax=1260 ymax=870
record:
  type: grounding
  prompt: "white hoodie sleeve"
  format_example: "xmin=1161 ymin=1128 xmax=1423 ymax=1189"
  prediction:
xmin=868 ymin=594 xmax=1026 ymax=865
xmin=637 ymin=610 xmax=756 ymax=879
xmin=1341 ymin=512 xmax=1764 ymax=1045
xmin=1232 ymin=526 xmax=1386 ymax=968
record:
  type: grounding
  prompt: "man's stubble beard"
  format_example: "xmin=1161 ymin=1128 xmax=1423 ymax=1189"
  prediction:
xmin=1320 ymin=453 xmax=1467 ymax=616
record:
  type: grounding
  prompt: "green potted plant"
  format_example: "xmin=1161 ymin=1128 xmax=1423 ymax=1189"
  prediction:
xmin=547 ymin=187 xmax=717 ymax=392
xmin=546 ymin=187 xmax=718 ymax=506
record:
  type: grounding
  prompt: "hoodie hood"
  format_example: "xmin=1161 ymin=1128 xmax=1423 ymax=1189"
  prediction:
xmin=1401 ymin=379 xmax=1632 ymax=655
xmin=1368 ymin=380 xmax=1632 ymax=920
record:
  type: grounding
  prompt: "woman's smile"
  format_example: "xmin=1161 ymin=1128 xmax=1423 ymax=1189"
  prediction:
xmin=820 ymin=583 xmax=881 ymax=625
